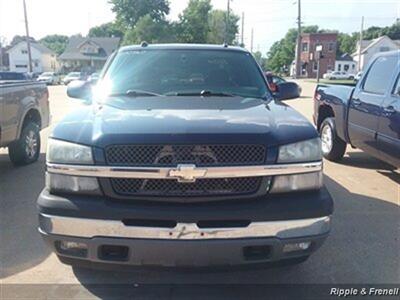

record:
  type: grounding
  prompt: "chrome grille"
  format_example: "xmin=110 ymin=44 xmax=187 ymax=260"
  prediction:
xmin=110 ymin=177 xmax=263 ymax=197
xmin=105 ymin=145 xmax=266 ymax=166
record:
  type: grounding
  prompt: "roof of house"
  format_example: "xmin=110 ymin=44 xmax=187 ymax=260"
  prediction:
xmin=336 ymin=53 xmax=354 ymax=61
xmin=7 ymin=41 xmax=55 ymax=55
xmin=353 ymin=36 xmax=400 ymax=56
xmin=59 ymin=37 xmax=121 ymax=61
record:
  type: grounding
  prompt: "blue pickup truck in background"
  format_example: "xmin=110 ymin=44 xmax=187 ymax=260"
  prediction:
xmin=314 ymin=51 xmax=400 ymax=168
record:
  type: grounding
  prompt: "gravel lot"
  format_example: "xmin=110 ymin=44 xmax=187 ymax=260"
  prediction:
xmin=0 ymin=81 xmax=399 ymax=298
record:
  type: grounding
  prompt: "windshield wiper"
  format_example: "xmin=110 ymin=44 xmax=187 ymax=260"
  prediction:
xmin=108 ymin=89 xmax=162 ymax=98
xmin=166 ymin=90 xmax=236 ymax=97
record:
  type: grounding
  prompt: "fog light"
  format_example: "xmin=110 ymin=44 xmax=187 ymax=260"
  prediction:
xmin=270 ymin=171 xmax=323 ymax=193
xmin=56 ymin=241 xmax=88 ymax=258
xmin=283 ymin=242 xmax=311 ymax=253
xmin=46 ymin=173 xmax=102 ymax=195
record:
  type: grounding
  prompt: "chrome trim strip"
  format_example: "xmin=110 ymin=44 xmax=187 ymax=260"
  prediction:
xmin=39 ymin=214 xmax=330 ymax=240
xmin=47 ymin=162 xmax=322 ymax=180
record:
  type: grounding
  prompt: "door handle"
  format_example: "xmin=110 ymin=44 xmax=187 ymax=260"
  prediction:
xmin=383 ymin=106 xmax=396 ymax=115
xmin=352 ymin=98 xmax=362 ymax=107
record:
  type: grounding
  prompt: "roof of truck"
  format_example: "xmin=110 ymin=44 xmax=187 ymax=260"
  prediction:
xmin=120 ymin=43 xmax=249 ymax=53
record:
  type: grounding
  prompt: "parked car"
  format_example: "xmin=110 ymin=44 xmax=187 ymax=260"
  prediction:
xmin=37 ymin=72 xmax=61 ymax=85
xmin=87 ymin=72 xmax=100 ymax=84
xmin=38 ymin=44 xmax=333 ymax=269
xmin=63 ymin=72 xmax=82 ymax=85
xmin=323 ymin=71 xmax=355 ymax=80
xmin=265 ymin=72 xmax=302 ymax=95
xmin=354 ymin=71 xmax=363 ymax=82
xmin=0 ymin=81 xmax=50 ymax=165
xmin=314 ymin=50 xmax=399 ymax=168
xmin=0 ymin=72 xmax=29 ymax=81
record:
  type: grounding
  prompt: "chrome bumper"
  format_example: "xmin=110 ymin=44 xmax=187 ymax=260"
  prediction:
xmin=39 ymin=214 xmax=331 ymax=240
xmin=46 ymin=161 xmax=323 ymax=181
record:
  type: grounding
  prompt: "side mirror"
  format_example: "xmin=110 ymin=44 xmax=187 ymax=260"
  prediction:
xmin=67 ymin=80 xmax=92 ymax=103
xmin=275 ymin=82 xmax=300 ymax=101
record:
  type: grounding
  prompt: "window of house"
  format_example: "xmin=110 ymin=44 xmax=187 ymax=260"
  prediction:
xmin=352 ymin=64 xmax=356 ymax=70
xmin=16 ymin=64 xmax=27 ymax=68
xmin=34 ymin=61 xmax=39 ymax=67
xmin=379 ymin=46 xmax=390 ymax=52
xmin=344 ymin=64 xmax=350 ymax=72
xmin=328 ymin=43 xmax=335 ymax=52
xmin=363 ymin=56 xmax=397 ymax=94
xmin=21 ymin=50 xmax=28 ymax=55
xmin=338 ymin=64 xmax=341 ymax=71
xmin=302 ymin=43 xmax=309 ymax=52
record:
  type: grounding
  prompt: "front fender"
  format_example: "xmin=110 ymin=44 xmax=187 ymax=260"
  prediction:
xmin=316 ymin=85 xmax=354 ymax=143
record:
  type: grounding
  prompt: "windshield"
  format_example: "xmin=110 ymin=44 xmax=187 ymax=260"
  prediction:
xmin=100 ymin=49 xmax=269 ymax=99
xmin=41 ymin=72 xmax=53 ymax=76
xmin=68 ymin=73 xmax=80 ymax=77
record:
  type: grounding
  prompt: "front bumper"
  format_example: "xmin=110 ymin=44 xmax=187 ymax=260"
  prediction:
xmin=37 ymin=188 xmax=333 ymax=267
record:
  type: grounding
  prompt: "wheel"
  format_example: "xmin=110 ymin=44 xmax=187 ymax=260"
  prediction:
xmin=8 ymin=122 xmax=41 ymax=166
xmin=320 ymin=118 xmax=347 ymax=162
xmin=348 ymin=76 xmax=354 ymax=80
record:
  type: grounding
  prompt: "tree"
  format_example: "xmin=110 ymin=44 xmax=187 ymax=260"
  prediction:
xmin=88 ymin=22 xmax=124 ymax=38
xmin=207 ymin=9 xmax=239 ymax=45
xmin=39 ymin=35 xmax=69 ymax=56
xmin=109 ymin=0 xmax=170 ymax=28
xmin=337 ymin=33 xmax=357 ymax=56
xmin=177 ymin=0 xmax=212 ymax=43
xmin=123 ymin=15 xmax=175 ymax=45
xmin=252 ymin=51 xmax=267 ymax=70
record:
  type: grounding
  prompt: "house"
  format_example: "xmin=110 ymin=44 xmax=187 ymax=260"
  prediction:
xmin=291 ymin=33 xmax=338 ymax=78
xmin=7 ymin=41 xmax=58 ymax=73
xmin=334 ymin=53 xmax=357 ymax=74
xmin=353 ymin=35 xmax=400 ymax=70
xmin=59 ymin=37 xmax=120 ymax=73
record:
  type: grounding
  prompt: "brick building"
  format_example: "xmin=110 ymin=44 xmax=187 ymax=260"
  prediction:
xmin=293 ymin=33 xmax=338 ymax=78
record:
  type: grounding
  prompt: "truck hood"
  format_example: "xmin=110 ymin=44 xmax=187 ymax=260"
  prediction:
xmin=51 ymin=96 xmax=318 ymax=148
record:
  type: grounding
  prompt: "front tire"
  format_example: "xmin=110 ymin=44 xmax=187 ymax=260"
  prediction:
xmin=320 ymin=118 xmax=346 ymax=162
xmin=8 ymin=122 xmax=41 ymax=166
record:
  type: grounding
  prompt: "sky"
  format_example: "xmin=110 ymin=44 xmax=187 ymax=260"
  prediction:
xmin=0 ymin=0 xmax=399 ymax=53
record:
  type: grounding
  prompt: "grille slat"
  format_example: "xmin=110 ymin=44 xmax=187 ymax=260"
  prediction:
xmin=106 ymin=145 xmax=266 ymax=166
xmin=111 ymin=177 xmax=263 ymax=197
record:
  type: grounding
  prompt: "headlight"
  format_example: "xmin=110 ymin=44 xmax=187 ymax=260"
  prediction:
xmin=278 ymin=138 xmax=322 ymax=163
xmin=47 ymin=139 xmax=93 ymax=164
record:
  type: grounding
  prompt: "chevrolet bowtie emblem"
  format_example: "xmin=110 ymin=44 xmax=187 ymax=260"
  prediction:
xmin=168 ymin=164 xmax=207 ymax=183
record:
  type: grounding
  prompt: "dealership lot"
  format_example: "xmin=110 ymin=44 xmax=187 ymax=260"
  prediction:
xmin=0 ymin=81 xmax=399 ymax=289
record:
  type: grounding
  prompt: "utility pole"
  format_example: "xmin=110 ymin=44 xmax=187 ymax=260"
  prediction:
xmin=295 ymin=0 xmax=302 ymax=78
xmin=0 ymin=37 xmax=3 ymax=70
xmin=225 ymin=0 xmax=231 ymax=44
xmin=250 ymin=28 xmax=254 ymax=53
xmin=358 ymin=16 xmax=364 ymax=72
xmin=23 ymin=0 xmax=33 ymax=73
xmin=241 ymin=12 xmax=245 ymax=46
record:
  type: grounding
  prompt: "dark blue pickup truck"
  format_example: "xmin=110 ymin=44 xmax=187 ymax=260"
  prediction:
xmin=38 ymin=44 xmax=333 ymax=269
xmin=314 ymin=51 xmax=400 ymax=168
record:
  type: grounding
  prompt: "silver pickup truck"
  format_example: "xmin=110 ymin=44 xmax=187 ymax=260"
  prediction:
xmin=0 ymin=80 xmax=50 ymax=165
